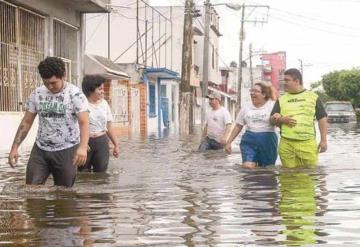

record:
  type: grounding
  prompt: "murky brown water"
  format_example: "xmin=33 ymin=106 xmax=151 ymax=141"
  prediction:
xmin=1 ymin=123 xmax=360 ymax=246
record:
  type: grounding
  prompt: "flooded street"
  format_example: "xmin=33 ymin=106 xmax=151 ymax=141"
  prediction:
xmin=1 ymin=124 xmax=360 ymax=246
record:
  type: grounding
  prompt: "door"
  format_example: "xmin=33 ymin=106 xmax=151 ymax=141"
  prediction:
xmin=161 ymin=97 xmax=169 ymax=128
xmin=112 ymin=84 xmax=128 ymax=124
xmin=131 ymin=87 xmax=140 ymax=132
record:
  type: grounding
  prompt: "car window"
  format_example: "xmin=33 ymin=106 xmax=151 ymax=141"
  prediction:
xmin=325 ymin=103 xmax=354 ymax=112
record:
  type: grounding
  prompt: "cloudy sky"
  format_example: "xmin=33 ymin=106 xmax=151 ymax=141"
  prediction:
xmin=151 ymin=0 xmax=360 ymax=86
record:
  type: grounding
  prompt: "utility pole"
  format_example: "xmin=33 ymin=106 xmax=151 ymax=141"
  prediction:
xmin=108 ymin=12 xmax=111 ymax=59
xmin=136 ymin=0 xmax=139 ymax=64
xmin=201 ymin=0 xmax=210 ymax=127
xmin=298 ymin=58 xmax=313 ymax=83
xmin=237 ymin=4 xmax=245 ymax=110
xmin=249 ymin=43 xmax=254 ymax=87
xmin=179 ymin=0 xmax=194 ymax=135
xmin=236 ymin=4 xmax=269 ymax=110
xmin=298 ymin=58 xmax=303 ymax=75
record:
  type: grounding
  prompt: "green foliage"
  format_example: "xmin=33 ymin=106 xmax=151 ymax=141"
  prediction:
xmin=309 ymin=80 xmax=333 ymax=103
xmin=321 ymin=69 xmax=360 ymax=107
xmin=313 ymin=90 xmax=333 ymax=103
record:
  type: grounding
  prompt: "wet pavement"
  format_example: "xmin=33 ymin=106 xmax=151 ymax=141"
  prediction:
xmin=1 ymin=123 xmax=360 ymax=246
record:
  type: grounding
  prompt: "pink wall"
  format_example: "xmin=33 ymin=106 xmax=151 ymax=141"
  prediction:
xmin=261 ymin=52 xmax=286 ymax=93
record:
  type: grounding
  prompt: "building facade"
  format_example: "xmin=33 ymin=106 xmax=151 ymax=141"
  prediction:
xmin=85 ymin=2 xmax=223 ymax=133
xmin=260 ymin=51 xmax=287 ymax=95
xmin=220 ymin=62 xmax=264 ymax=118
xmin=0 ymin=0 xmax=109 ymax=151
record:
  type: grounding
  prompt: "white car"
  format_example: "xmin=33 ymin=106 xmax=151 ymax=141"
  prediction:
xmin=325 ymin=101 xmax=357 ymax=123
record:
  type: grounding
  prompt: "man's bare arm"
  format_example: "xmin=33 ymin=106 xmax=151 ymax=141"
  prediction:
xmin=318 ymin=117 xmax=328 ymax=153
xmin=12 ymin=111 xmax=36 ymax=147
xmin=8 ymin=111 xmax=37 ymax=167
xmin=202 ymin=124 xmax=208 ymax=139
xmin=72 ymin=111 xmax=89 ymax=166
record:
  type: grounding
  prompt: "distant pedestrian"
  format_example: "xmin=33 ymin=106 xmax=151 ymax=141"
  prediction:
xmin=225 ymin=82 xmax=278 ymax=168
xmin=79 ymin=74 xmax=119 ymax=172
xmin=8 ymin=57 xmax=89 ymax=187
xmin=270 ymin=68 xmax=328 ymax=168
xmin=198 ymin=92 xmax=232 ymax=151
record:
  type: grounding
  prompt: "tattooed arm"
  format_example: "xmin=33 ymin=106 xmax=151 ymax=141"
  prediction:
xmin=8 ymin=111 xmax=37 ymax=167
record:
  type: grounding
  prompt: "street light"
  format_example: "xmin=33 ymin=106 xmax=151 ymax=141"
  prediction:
xmin=224 ymin=3 xmax=242 ymax=10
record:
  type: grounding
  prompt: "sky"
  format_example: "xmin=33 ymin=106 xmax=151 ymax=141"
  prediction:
xmin=150 ymin=0 xmax=360 ymax=87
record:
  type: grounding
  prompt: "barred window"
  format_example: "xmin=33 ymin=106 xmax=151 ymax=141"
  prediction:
xmin=53 ymin=20 xmax=78 ymax=84
xmin=0 ymin=1 xmax=44 ymax=112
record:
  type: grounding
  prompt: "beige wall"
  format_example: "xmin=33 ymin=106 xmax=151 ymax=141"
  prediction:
xmin=0 ymin=113 xmax=38 ymax=152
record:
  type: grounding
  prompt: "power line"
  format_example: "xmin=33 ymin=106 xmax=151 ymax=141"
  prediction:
xmin=270 ymin=7 xmax=360 ymax=32
xmin=193 ymin=18 xmax=232 ymax=71
xmin=86 ymin=14 xmax=106 ymax=44
xmin=268 ymin=13 xmax=360 ymax=38
xmin=86 ymin=13 xmax=104 ymax=21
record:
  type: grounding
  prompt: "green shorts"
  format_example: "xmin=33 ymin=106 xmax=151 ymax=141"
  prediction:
xmin=279 ymin=138 xmax=318 ymax=168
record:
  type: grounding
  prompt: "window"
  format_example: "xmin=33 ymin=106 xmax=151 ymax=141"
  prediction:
xmin=0 ymin=1 xmax=44 ymax=112
xmin=53 ymin=20 xmax=78 ymax=84
xmin=160 ymin=85 xmax=167 ymax=97
xmin=149 ymin=84 xmax=156 ymax=117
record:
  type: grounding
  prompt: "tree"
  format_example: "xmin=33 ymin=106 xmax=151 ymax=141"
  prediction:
xmin=309 ymin=81 xmax=333 ymax=103
xmin=321 ymin=69 xmax=360 ymax=107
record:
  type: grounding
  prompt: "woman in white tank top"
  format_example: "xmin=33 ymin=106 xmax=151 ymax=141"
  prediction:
xmin=79 ymin=75 xmax=120 ymax=172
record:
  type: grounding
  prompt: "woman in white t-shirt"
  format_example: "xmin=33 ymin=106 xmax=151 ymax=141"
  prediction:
xmin=225 ymin=82 xmax=278 ymax=169
xmin=79 ymin=75 xmax=119 ymax=172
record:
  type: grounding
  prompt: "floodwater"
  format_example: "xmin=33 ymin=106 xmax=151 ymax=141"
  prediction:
xmin=1 ymin=123 xmax=360 ymax=246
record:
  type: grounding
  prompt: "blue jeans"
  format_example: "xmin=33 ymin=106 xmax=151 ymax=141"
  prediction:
xmin=198 ymin=136 xmax=223 ymax=151
xmin=240 ymin=131 xmax=278 ymax=167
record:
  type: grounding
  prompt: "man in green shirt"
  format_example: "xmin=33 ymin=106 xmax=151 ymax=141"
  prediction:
xmin=271 ymin=68 xmax=328 ymax=168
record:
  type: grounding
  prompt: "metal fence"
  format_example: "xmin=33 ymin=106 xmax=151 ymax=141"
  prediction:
xmin=0 ymin=1 xmax=44 ymax=111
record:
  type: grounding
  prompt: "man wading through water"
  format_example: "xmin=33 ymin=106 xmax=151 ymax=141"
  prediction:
xmin=198 ymin=92 xmax=232 ymax=151
xmin=8 ymin=57 xmax=89 ymax=187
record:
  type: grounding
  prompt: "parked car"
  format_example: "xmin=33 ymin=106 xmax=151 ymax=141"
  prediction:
xmin=325 ymin=101 xmax=357 ymax=123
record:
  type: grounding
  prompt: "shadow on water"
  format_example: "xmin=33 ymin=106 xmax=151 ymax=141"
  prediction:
xmin=0 ymin=123 xmax=360 ymax=246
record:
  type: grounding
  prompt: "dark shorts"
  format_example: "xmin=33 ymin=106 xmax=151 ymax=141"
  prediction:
xmin=198 ymin=136 xmax=223 ymax=151
xmin=26 ymin=144 xmax=78 ymax=187
xmin=78 ymin=134 xmax=109 ymax=173
xmin=240 ymin=131 xmax=278 ymax=167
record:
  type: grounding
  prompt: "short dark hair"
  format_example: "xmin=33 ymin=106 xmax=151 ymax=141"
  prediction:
xmin=284 ymin=68 xmax=303 ymax=85
xmin=38 ymin=57 xmax=66 ymax=79
xmin=82 ymin=74 xmax=106 ymax=97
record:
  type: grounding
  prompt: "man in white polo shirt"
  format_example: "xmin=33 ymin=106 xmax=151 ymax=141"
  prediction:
xmin=198 ymin=92 xmax=232 ymax=151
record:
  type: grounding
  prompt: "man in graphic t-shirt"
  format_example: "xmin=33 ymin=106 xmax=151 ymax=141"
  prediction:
xmin=198 ymin=92 xmax=232 ymax=151
xmin=8 ymin=57 xmax=89 ymax=187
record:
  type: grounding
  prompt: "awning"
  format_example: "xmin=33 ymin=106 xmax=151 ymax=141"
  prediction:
xmin=59 ymin=0 xmax=109 ymax=13
xmin=144 ymin=68 xmax=180 ymax=80
xmin=85 ymin=54 xmax=130 ymax=80
xmin=208 ymin=86 xmax=236 ymax=100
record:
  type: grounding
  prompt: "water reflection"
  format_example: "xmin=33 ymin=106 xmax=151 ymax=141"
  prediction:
xmin=279 ymin=170 xmax=318 ymax=245
xmin=0 ymin=123 xmax=360 ymax=245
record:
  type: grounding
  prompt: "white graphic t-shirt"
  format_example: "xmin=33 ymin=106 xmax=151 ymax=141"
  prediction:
xmin=206 ymin=106 xmax=232 ymax=142
xmin=236 ymin=100 xmax=275 ymax=132
xmin=89 ymin=99 xmax=113 ymax=134
xmin=26 ymin=83 xmax=88 ymax=151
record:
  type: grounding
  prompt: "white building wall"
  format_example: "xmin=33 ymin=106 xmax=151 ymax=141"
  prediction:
xmin=86 ymin=4 xmax=222 ymax=84
xmin=86 ymin=4 xmax=174 ymax=70
xmin=0 ymin=113 xmax=39 ymax=152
